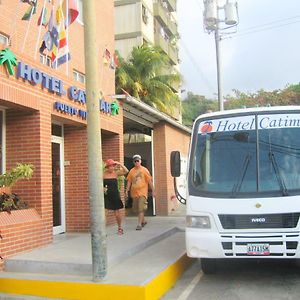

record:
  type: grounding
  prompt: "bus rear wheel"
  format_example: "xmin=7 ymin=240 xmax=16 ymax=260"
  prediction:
xmin=201 ymin=258 xmax=217 ymax=274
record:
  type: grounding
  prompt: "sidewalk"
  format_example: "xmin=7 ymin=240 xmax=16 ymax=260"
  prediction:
xmin=0 ymin=216 xmax=194 ymax=300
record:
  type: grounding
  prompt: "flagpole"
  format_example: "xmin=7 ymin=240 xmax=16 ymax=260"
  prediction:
xmin=99 ymin=47 xmax=105 ymax=98
xmin=55 ymin=0 xmax=63 ymax=70
xmin=9 ymin=1 xmax=22 ymax=46
xmin=65 ymin=0 xmax=69 ymax=76
xmin=47 ymin=0 xmax=54 ymax=67
xmin=21 ymin=3 xmax=35 ymax=53
xmin=34 ymin=0 xmax=47 ymax=60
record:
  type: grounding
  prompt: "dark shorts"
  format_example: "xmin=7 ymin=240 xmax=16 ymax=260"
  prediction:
xmin=132 ymin=196 xmax=148 ymax=213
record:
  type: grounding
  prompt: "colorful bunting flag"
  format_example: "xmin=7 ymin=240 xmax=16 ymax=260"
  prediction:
xmin=62 ymin=0 xmax=79 ymax=28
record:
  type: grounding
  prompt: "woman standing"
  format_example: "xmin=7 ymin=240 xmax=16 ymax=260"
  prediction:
xmin=103 ymin=159 xmax=128 ymax=235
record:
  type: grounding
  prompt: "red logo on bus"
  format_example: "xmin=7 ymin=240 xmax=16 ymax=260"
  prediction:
xmin=200 ymin=121 xmax=213 ymax=134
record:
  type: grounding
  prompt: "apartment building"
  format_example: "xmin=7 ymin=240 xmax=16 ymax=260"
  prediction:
xmin=114 ymin=0 xmax=179 ymax=70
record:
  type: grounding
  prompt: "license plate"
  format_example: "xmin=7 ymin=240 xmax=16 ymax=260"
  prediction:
xmin=247 ymin=243 xmax=270 ymax=255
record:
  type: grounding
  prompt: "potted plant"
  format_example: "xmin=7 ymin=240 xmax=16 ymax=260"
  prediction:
xmin=0 ymin=163 xmax=33 ymax=194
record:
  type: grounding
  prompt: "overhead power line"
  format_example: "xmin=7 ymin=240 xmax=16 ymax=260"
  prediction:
xmin=180 ymin=40 xmax=216 ymax=95
xmin=222 ymin=19 xmax=300 ymax=40
xmin=238 ymin=15 xmax=300 ymax=33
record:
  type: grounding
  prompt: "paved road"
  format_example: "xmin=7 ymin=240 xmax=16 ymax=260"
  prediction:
xmin=163 ymin=258 xmax=300 ymax=300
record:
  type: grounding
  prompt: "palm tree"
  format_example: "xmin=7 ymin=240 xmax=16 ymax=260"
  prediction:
xmin=0 ymin=48 xmax=17 ymax=76
xmin=115 ymin=45 xmax=181 ymax=115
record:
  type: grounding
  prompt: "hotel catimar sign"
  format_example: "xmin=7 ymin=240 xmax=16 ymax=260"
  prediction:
xmin=17 ymin=62 xmax=119 ymax=120
xmin=0 ymin=48 xmax=119 ymax=120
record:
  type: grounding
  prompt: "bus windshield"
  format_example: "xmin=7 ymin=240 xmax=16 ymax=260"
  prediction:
xmin=190 ymin=112 xmax=300 ymax=198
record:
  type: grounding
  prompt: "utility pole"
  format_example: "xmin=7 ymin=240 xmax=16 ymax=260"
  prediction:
xmin=82 ymin=1 xmax=107 ymax=282
xmin=203 ymin=0 xmax=239 ymax=111
xmin=214 ymin=24 xmax=223 ymax=111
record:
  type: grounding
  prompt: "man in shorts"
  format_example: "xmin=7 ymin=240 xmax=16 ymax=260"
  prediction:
xmin=125 ymin=154 xmax=155 ymax=230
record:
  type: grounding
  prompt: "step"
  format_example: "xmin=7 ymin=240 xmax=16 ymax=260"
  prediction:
xmin=0 ymin=232 xmax=186 ymax=284
xmin=4 ymin=227 xmax=182 ymax=276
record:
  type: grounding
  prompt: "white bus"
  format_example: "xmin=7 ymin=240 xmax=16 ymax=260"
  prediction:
xmin=171 ymin=106 xmax=300 ymax=273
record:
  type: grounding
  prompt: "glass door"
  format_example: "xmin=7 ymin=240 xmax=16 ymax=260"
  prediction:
xmin=51 ymin=136 xmax=65 ymax=235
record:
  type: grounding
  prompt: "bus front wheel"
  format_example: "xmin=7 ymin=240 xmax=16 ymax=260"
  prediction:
xmin=201 ymin=258 xmax=216 ymax=274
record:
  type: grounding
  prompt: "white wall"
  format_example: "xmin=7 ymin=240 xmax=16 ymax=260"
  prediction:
xmin=115 ymin=3 xmax=141 ymax=35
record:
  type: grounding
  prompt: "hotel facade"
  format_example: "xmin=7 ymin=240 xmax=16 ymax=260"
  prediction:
xmin=0 ymin=0 xmax=190 ymax=269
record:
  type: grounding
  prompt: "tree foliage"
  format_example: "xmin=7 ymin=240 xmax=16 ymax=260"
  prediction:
xmin=182 ymin=83 xmax=300 ymax=126
xmin=115 ymin=45 xmax=181 ymax=115
xmin=181 ymin=92 xmax=217 ymax=126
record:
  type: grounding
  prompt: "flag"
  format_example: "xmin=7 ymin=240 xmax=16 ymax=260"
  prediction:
xmin=51 ymin=5 xmax=70 ymax=67
xmin=62 ymin=0 xmax=79 ymax=28
xmin=21 ymin=4 xmax=36 ymax=20
xmin=113 ymin=52 xmax=120 ymax=68
xmin=103 ymin=49 xmax=111 ymax=65
xmin=48 ymin=7 xmax=54 ymax=31
xmin=39 ymin=9 xmax=55 ymax=54
xmin=21 ymin=0 xmax=36 ymax=4
xmin=37 ymin=7 xmax=48 ymax=27
xmin=109 ymin=52 xmax=120 ymax=69
xmin=109 ymin=56 xmax=115 ymax=70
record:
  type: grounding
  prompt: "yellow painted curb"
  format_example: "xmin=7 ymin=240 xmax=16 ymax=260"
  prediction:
xmin=0 ymin=254 xmax=195 ymax=300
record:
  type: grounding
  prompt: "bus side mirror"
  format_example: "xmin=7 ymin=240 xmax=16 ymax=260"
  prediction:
xmin=170 ymin=151 xmax=181 ymax=177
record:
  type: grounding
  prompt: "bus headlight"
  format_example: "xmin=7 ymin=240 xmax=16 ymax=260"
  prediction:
xmin=186 ymin=216 xmax=211 ymax=228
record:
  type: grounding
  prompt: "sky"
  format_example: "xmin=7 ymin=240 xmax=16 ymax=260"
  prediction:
xmin=177 ymin=0 xmax=300 ymax=99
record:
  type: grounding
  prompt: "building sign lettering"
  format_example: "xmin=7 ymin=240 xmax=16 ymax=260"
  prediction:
xmin=16 ymin=61 xmax=119 ymax=120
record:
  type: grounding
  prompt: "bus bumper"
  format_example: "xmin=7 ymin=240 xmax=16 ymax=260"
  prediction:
xmin=186 ymin=229 xmax=300 ymax=258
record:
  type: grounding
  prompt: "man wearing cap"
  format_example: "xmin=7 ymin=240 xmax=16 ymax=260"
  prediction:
xmin=125 ymin=154 xmax=155 ymax=230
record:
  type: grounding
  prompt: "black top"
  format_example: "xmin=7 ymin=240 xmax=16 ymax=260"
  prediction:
xmin=104 ymin=178 xmax=124 ymax=210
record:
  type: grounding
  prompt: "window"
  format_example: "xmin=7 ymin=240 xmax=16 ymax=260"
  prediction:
xmin=73 ymin=70 xmax=85 ymax=84
xmin=76 ymin=0 xmax=83 ymax=24
xmin=0 ymin=33 xmax=9 ymax=46
xmin=190 ymin=113 xmax=300 ymax=198
xmin=40 ymin=54 xmax=51 ymax=67
xmin=52 ymin=124 xmax=63 ymax=137
xmin=142 ymin=5 xmax=148 ymax=24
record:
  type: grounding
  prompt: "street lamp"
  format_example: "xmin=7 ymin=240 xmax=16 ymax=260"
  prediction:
xmin=203 ymin=0 xmax=239 ymax=111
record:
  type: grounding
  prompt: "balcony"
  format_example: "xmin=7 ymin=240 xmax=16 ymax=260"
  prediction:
xmin=168 ymin=44 xmax=178 ymax=65
xmin=166 ymin=0 xmax=176 ymax=12
xmin=167 ymin=19 xmax=177 ymax=36
xmin=154 ymin=3 xmax=178 ymax=36
xmin=154 ymin=32 xmax=169 ymax=54
xmin=153 ymin=3 xmax=168 ymax=27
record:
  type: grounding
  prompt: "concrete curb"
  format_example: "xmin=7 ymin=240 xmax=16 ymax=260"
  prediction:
xmin=0 ymin=254 xmax=195 ymax=300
